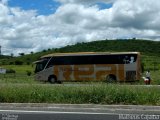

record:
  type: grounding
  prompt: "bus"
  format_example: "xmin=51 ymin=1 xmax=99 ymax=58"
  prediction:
xmin=34 ymin=52 xmax=141 ymax=83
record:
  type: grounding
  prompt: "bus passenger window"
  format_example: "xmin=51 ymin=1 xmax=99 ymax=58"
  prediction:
xmin=123 ymin=56 xmax=129 ymax=64
xmin=130 ymin=56 xmax=135 ymax=63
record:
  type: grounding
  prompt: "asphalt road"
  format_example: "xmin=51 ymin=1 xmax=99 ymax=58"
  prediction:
xmin=0 ymin=110 xmax=119 ymax=120
xmin=0 ymin=104 xmax=160 ymax=120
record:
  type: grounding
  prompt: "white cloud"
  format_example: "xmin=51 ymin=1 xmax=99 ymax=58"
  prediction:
xmin=111 ymin=0 xmax=160 ymax=29
xmin=1 ymin=0 xmax=160 ymax=55
xmin=56 ymin=0 xmax=115 ymax=4
xmin=1 ymin=0 xmax=8 ymax=4
xmin=0 ymin=2 xmax=10 ymax=24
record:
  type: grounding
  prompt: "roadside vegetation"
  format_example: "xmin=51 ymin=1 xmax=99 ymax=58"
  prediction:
xmin=0 ymin=84 xmax=159 ymax=105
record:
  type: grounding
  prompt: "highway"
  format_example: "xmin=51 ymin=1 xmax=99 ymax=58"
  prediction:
xmin=0 ymin=110 xmax=119 ymax=120
xmin=0 ymin=104 xmax=160 ymax=120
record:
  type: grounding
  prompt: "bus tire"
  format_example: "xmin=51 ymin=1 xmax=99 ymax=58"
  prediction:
xmin=106 ymin=75 xmax=116 ymax=83
xmin=48 ymin=75 xmax=57 ymax=84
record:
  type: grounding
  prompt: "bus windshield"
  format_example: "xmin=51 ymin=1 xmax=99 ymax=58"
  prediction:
xmin=35 ymin=59 xmax=48 ymax=73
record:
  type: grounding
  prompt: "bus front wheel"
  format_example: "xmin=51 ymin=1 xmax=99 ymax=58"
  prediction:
xmin=48 ymin=75 xmax=57 ymax=84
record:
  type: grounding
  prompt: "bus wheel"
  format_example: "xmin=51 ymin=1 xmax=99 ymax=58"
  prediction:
xmin=106 ymin=75 xmax=116 ymax=83
xmin=49 ymin=76 xmax=57 ymax=84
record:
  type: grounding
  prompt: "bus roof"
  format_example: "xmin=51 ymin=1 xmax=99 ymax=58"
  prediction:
xmin=41 ymin=52 xmax=140 ymax=58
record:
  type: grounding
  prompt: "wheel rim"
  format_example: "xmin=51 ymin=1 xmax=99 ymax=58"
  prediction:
xmin=50 ymin=77 xmax=56 ymax=83
xmin=106 ymin=76 xmax=116 ymax=83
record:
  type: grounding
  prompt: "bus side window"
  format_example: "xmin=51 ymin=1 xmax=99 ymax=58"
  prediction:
xmin=123 ymin=56 xmax=129 ymax=64
xmin=46 ymin=58 xmax=54 ymax=68
xmin=130 ymin=56 xmax=135 ymax=63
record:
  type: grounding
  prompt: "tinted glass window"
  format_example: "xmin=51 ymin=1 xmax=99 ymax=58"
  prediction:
xmin=35 ymin=60 xmax=48 ymax=73
xmin=47 ymin=54 xmax=137 ymax=65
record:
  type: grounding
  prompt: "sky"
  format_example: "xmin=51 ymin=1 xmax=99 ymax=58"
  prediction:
xmin=0 ymin=0 xmax=160 ymax=56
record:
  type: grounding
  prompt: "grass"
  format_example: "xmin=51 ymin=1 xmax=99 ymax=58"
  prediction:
xmin=0 ymin=84 xmax=159 ymax=105
xmin=147 ymin=71 xmax=160 ymax=85
xmin=1 ymin=65 xmax=34 ymax=74
xmin=0 ymin=74 xmax=37 ymax=84
xmin=0 ymin=63 xmax=159 ymax=105
xmin=0 ymin=65 xmax=37 ymax=84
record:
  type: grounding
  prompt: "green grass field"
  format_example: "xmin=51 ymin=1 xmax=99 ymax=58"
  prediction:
xmin=1 ymin=65 xmax=34 ymax=74
xmin=0 ymin=65 xmax=37 ymax=84
xmin=0 ymin=84 xmax=159 ymax=105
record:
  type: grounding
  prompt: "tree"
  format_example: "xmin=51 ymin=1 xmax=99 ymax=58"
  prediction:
xmin=15 ymin=60 xmax=23 ymax=65
xmin=19 ymin=53 xmax=25 ymax=56
xmin=42 ymin=50 xmax=47 ymax=52
xmin=11 ymin=53 xmax=14 ymax=57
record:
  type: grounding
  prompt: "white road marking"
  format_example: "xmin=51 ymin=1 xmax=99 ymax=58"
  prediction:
xmin=0 ymin=110 xmax=118 ymax=115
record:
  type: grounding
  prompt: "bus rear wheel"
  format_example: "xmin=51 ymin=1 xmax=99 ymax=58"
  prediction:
xmin=48 ymin=76 xmax=57 ymax=84
xmin=106 ymin=75 xmax=116 ymax=83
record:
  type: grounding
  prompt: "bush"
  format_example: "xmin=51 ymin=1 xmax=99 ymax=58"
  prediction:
xmin=9 ymin=62 xmax=14 ymax=65
xmin=26 ymin=70 xmax=32 ymax=76
xmin=6 ymin=69 xmax=16 ymax=74
xmin=15 ymin=60 xmax=23 ymax=65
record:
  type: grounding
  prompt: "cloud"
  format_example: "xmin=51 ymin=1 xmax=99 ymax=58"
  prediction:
xmin=0 ymin=1 xmax=10 ymax=24
xmin=0 ymin=0 xmax=8 ymax=4
xmin=1 ymin=0 xmax=160 ymax=55
xmin=56 ymin=0 xmax=116 ymax=4
xmin=111 ymin=0 xmax=160 ymax=30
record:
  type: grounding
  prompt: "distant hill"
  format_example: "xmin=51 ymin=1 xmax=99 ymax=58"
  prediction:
xmin=0 ymin=39 xmax=160 ymax=65
xmin=58 ymin=39 xmax=160 ymax=56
